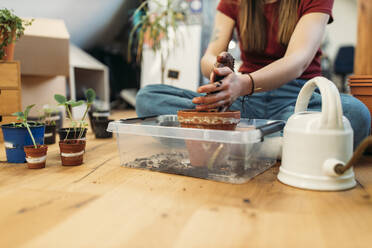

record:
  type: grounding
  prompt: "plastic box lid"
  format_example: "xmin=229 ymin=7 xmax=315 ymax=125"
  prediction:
xmin=107 ymin=115 xmax=282 ymax=144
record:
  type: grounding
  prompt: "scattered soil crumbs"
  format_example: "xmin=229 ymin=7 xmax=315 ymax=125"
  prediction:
xmin=123 ymin=152 xmax=275 ymax=184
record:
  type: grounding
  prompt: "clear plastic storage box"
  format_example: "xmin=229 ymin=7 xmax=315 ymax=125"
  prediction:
xmin=107 ymin=115 xmax=284 ymax=184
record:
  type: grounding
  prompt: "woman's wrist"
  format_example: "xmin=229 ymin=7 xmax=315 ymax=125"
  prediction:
xmin=238 ymin=74 xmax=253 ymax=96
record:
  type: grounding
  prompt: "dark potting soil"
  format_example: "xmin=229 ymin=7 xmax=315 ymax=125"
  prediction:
xmin=123 ymin=152 xmax=273 ymax=183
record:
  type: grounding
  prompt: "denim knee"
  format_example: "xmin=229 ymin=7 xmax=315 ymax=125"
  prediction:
xmin=136 ymin=85 xmax=155 ymax=117
xmin=341 ymin=95 xmax=371 ymax=148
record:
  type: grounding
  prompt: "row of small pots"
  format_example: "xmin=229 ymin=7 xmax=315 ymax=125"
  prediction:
xmin=40 ymin=111 xmax=112 ymax=145
xmin=24 ymin=139 xmax=86 ymax=169
xmin=1 ymin=124 xmax=87 ymax=169
xmin=23 ymin=139 xmax=86 ymax=169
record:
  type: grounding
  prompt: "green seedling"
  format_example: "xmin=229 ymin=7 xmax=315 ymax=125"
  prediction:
xmin=54 ymin=88 xmax=96 ymax=140
xmin=12 ymin=104 xmax=38 ymax=149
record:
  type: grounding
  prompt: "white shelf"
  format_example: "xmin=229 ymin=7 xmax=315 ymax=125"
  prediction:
xmin=69 ymin=44 xmax=109 ymax=106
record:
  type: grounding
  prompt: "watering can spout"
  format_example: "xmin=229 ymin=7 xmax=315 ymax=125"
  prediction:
xmin=323 ymin=159 xmax=345 ymax=177
xmin=332 ymin=136 xmax=372 ymax=175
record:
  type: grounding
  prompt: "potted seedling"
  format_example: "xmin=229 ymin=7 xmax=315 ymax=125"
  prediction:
xmin=42 ymin=105 xmax=61 ymax=145
xmin=128 ymin=0 xmax=186 ymax=84
xmin=0 ymin=8 xmax=33 ymax=60
xmin=177 ymin=52 xmax=241 ymax=167
xmin=43 ymin=104 xmax=63 ymax=130
xmin=88 ymin=99 xmax=110 ymax=132
xmin=55 ymin=98 xmax=87 ymax=141
xmin=54 ymin=89 xmax=95 ymax=166
xmin=88 ymin=99 xmax=113 ymax=139
xmin=1 ymin=104 xmax=46 ymax=165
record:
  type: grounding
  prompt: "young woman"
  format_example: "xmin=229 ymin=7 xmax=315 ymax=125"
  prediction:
xmin=136 ymin=0 xmax=370 ymax=148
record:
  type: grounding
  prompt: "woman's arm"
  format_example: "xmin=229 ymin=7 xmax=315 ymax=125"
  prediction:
xmin=248 ymin=12 xmax=330 ymax=93
xmin=200 ymin=11 xmax=235 ymax=79
xmin=194 ymin=12 xmax=330 ymax=110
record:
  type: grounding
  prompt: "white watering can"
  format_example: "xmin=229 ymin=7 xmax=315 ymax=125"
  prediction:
xmin=278 ymin=76 xmax=356 ymax=191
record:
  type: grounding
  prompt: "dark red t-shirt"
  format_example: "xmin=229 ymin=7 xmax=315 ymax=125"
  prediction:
xmin=217 ymin=0 xmax=334 ymax=79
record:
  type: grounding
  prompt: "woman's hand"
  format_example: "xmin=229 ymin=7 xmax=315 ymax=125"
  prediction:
xmin=192 ymin=67 xmax=245 ymax=111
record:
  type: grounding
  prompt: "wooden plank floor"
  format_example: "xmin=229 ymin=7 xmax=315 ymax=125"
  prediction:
xmin=0 ymin=110 xmax=372 ymax=248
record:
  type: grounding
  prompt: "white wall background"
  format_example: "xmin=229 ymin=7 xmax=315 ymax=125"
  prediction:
xmin=325 ymin=0 xmax=358 ymax=61
xmin=0 ymin=0 xmax=136 ymax=49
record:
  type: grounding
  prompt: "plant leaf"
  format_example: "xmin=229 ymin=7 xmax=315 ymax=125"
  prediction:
xmin=11 ymin=111 xmax=24 ymax=118
xmin=54 ymin=94 xmax=67 ymax=105
xmin=24 ymin=104 xmax=35 ymax=120
xmin=85 ymin=88 xmax=96 ymax=104
xmin=68 ymin=100 xmax=84 ymax=107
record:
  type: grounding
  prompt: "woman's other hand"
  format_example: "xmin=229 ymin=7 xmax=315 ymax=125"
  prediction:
xmin=192 ymin=67 xmax=245 ymax=111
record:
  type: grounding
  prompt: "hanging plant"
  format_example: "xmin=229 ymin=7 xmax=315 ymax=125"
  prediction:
xmin=0 ymin=8 xmax=33 ymax=60
xmin=127 ymin=0 xmax=186 ymax=84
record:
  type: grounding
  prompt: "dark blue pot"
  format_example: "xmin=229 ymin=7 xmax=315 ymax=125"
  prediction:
xmin=1 ymin=123 xmax=45 ymax=163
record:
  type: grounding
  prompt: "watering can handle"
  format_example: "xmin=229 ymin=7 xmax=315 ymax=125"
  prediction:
xmin=294 ymin=76 xmax=344 ymax=129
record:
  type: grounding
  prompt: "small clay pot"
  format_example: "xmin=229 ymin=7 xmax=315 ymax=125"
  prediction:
xmin=93 ymin=119 xmax=113 ymax=139
xmin=24 ymin=145 xmax=48 ymax=169
xmin=88 ymin=110 xmax=110 ymax=132
xmin=177 ymin=110 xmax=241 ymax=130
xmin=348 ymin=75 xmax=372 ymax=80
xmin=59 ymin=139 xmax=86 ymax=166
xmin=177 ymin=110 xmax=241 ymax=167
xmin=1 ymin=40 xmax=15 ymax=61
xmin=58 ymin=128 xmax=87 ymax=140
xmin=348 ymin=75 xmax=372 ymax=135
xmin=44 ymin=124 xmax=57 ymax=145
xmin=44 ymin=112 xmax=63 ymax=131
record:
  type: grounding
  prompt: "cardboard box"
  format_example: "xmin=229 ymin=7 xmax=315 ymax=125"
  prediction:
xmin=14 ymin=18 xmax=70 ymax=76
xmin=21 ymin=75 xmax=66 ymax=117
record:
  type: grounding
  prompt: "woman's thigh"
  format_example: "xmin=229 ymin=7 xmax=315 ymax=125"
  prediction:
xmin=135 ymin=84 xmax=200 ymax=116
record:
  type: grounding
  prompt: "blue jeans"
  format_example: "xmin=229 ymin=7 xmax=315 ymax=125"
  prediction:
xmin=136 ymin=79 xmax=371 ymax=148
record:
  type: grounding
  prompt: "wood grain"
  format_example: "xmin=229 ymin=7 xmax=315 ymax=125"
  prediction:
xmin=0 ymin=110 xmax=371 ymax=248
xmin=355 ymin=0 xmax=372 ymax=75
xmin=0 ymin=90 xmax=21 ymax=115
xmin=0 ymin=62 xmax=20 ymax=89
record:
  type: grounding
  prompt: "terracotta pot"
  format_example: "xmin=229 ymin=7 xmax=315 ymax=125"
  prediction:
xmin=348 ymin=80 xmax=372 ymax=84
xmin=59 ymin=139 xmax=86 ymax=166
xmin=177 ymin=110 xmax=241 ymax=130
xmin=2 ymin=42 xmax=15 ymax=61
xmin=24 ymin=145 xmax=48 ymax=169
xmin=93 ymin=119 xmax=113 ymax=139
xmin=88 ymin=110 xmax=110 ymax=132
xmin=58 ymin=128 xmax=87 ymax=140
xmin=349 ymin=75 xmax=372 ymax=80
xmin=348 ymin=82 xmax=372 ymax=86
xmin=0 ymin=30 xmax=16 ymax=61
xmin=44 ymin=124 xmax=57 ymax=145
xmin=177 ymin=110 xmax=241 ymax=167
xmin=348 ymin=75 xmax=372 ymax=132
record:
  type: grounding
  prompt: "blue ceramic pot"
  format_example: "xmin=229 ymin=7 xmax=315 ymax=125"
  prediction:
xmin=1 ymin=123 xmax=45 ymax=163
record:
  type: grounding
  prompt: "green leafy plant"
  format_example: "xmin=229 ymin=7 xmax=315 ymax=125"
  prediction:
xmin=128 ymin=0 xmax=186 ymax=84
xmin=54 ymin=89 xmax=96 ymax=140
xmin=12 ymin=104 xmax=38 ymax=149
xmin=0 ymin=8 xmax=33 ymax=59
xmin=42 ymin=105 xmax=60 ymax=126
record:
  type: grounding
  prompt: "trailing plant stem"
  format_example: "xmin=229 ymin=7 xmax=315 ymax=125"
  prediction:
xmin=80 ymin=103 xmax=91 ymax=127
xmin=25 ymin=122 xmax=37 ymax=149
xmin=65 ymin=105 xmax=74 ymax=141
